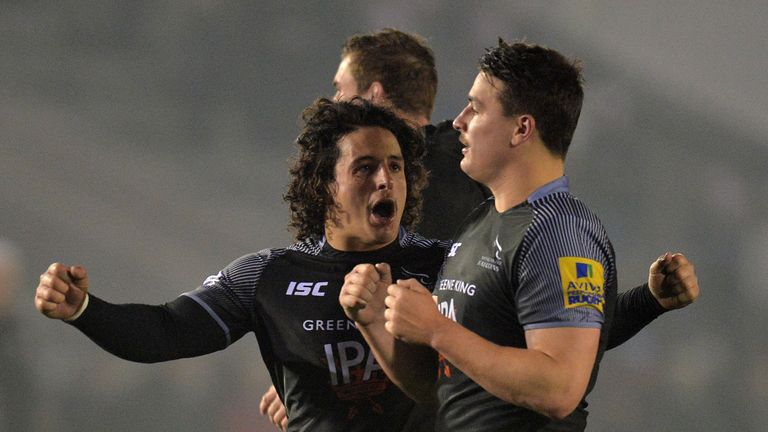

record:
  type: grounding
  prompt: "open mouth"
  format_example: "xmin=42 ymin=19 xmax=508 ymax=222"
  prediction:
xmin=370 ymin=199 xmax=396 ymax=224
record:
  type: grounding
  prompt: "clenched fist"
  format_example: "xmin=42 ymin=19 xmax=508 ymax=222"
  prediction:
xmin=35 ymin=263 xmax=89 ymax=320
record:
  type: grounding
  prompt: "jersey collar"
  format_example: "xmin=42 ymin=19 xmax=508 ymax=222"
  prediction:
xmin=527 ymin=176 xmax=569 ymax=204
xmin=318 ymin=227 xmax=405 ymax=258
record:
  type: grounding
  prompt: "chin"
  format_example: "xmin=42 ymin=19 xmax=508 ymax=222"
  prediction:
xmin=459 ymin=160 xmax=480 ymax=182
xmin=371 ymin=226 xmax=398 ymax=243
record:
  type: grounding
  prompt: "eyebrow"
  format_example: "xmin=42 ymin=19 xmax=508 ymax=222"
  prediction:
xmin=352 ymin=154 xmax=404 ymax=165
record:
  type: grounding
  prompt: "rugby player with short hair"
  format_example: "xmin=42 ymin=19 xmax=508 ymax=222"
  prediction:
xmin=342 ymin=39 xmax=699 ymax=431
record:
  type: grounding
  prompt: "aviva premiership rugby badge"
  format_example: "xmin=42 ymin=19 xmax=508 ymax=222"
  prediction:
xmin=558 ymin=257 xmax=605 ymax=312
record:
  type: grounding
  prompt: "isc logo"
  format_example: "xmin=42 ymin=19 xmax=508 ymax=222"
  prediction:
xmin=447 ymin=242 xmax=462 ymax=257
xmin=286 ymin=281 xmax=328 ymax=297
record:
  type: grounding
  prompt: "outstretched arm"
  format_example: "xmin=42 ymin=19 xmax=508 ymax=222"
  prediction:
xmin=608 ymin=253 xmax=699 ymax=349
xmin=34 ymin=262 xmax=227 ymax=362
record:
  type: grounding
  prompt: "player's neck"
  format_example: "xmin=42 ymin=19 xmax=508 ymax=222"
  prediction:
xmin=396 ymin=109 xmax=430 ymax=128
xmin=489 ymin=152 xmax=564 ymax=212
xmin=324 ymin=227 xmax=398 ymax=252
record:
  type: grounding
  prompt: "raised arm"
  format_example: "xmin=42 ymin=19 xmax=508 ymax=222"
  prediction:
xmin=34 ymin=262 xmax=228 ymax=362
xmin=608 ymin=253 xmax=699 ymax=349
xmin=338 ymin=263 xmax=437 ymax=402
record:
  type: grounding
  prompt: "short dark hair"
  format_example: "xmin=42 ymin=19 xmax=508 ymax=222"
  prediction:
xmin=342 ymin=28 xmax=437 ymax=120
xmin=284 ymin=98 xmax=427 ymax=240
xmin=479 ymin=39 xmax=584 ymax=158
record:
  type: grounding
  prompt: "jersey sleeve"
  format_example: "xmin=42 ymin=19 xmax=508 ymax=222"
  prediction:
xmin=515 ymin=210 xmax=612 ymax=331
xmin=182 ymin=250 xmax=272 ymax=346
xmin=69 ymin=294 xmax=227 ymax=362
xmin=607 ymin=283 xmax=666 ymax=349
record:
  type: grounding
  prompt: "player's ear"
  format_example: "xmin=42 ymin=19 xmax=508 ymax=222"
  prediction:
xmin=510 ymin=114 xmax=535 ymax=147
xmin=368 ymin=81 xmax=387 ymax=105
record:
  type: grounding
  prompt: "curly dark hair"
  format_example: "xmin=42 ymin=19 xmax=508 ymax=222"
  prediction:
xmin=284 ymin=98 xmax=427 ymax=240
xmin=479 ymin=39 xmax=584 ymax=159
xmin=342 ymin=28 xmax=437 ymax=120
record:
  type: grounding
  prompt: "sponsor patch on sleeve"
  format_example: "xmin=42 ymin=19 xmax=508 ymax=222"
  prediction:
xmin=558 ymin=257 xmax=605 ymax=312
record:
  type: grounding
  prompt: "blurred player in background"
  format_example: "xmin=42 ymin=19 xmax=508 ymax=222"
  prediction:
xmin=0 ymin=240 xmax=36 ymax=432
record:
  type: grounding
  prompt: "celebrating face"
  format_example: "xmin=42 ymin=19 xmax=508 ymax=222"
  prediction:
xmin=325 ymin=126 xmax=407 ymax=251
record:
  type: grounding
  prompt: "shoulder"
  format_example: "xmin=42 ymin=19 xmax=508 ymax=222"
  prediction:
xmin=223 ymin=238 xmax=321 ymax=283
xmin=286 ymin=237 xmax=324 ymax=255
xmin=400 ymin=229 xmax=451 ymax=250
xmin=399 ymin=230 xmax=452 ymax=263
xmin=529 ymin=193 xmax=605 ymax=232
xmin=221 ymin=248 xmax=284 ymax=284
xmin=520 ymin=193 xmax=614 ymax=264
xmin=399 ymin=229 xmax=451 ymax=250
xmin=425 ymin=120 xmax=462 ymax=155
xmin=432 ymin=119 xmax=457 ymax=135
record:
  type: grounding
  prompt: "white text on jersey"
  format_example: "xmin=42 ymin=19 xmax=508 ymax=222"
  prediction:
xmin=286 ymin=281 xmax=328 ymax=297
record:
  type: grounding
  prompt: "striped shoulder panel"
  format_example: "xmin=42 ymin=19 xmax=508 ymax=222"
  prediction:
xmin=223 ymin=238 xmax=322 ymax=310
xmin=286 ymin=236 xmax=324 ymax=255
xmin=399 ymin=229 xmax=452 ymax=250
xmin=522 ymin=192 xmax=616 ymax=279
xmin=531 ymin=192 xmax=602 ymax=226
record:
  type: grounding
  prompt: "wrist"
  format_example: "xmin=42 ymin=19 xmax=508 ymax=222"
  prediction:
xmin=356 ymin=315 xmax=386 ymax=329
xmin=643 ymin=283 xmax=668 ymax=314
xmin=428 ymin=315 xmax=454 ymax=351
xmin=64 ymin=294 xmax=89 ymax=322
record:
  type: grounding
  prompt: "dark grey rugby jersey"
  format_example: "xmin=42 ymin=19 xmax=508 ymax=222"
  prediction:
xmin=434 ymin=177 xmax=617 ymax=432
xmin=184 ymin=229 xmax=448 ymax=432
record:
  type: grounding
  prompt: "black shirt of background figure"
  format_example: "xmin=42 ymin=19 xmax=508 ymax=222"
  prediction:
xmin=418 ymin=120 xmax=490 ymax=240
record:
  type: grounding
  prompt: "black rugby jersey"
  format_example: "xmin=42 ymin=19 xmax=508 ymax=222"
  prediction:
xmin=433 ymin=177 xmax=617 ymax=431
xmin=418 ymin=120 xmax=491 ymax=240
xmin=185 ymin=229 xmax=448 ymax=432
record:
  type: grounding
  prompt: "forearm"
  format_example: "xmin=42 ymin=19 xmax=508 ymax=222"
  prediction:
xmin=69 ymin=294 xmax=227 ymax=363
xmin=430 ymin=319 xmax=597 ymax=420
xmin=357 ymin=321 xmax=437 ymax=402
xmin=607 ymin=283 xmax=666 ymax=349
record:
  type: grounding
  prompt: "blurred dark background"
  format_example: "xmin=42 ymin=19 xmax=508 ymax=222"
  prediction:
xmin=2 ymin=1 xmax=766 ymax=431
